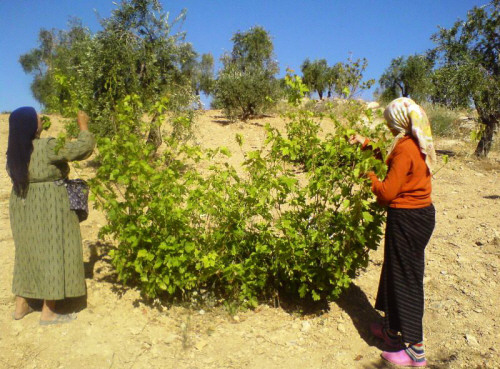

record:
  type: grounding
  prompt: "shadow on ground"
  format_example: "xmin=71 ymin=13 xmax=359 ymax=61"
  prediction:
xmin=83 ymin=240 xmax=114 ymax=280
xmin=484 ymin=195 xmax=500 ymax=200
xmin=336 ymin=283 xmax=385 ymax=350
xmin=212 ymin=116 xmax=233 ymax=126
xmin=359 ymin=354 xmax=462 ymax=369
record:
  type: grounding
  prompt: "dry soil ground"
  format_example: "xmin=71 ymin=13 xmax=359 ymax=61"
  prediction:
xmin=0 ymin=110 xmax=499 ymax=369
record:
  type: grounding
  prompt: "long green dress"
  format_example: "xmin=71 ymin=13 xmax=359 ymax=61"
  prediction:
xmin=10 ymin=130 xmax=95 ymax=300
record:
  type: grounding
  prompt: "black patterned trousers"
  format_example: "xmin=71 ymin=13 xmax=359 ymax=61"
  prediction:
xmin=375 ymin=204 xmax=436 ymax=343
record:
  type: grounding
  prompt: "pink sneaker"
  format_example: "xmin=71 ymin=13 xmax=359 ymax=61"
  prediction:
xmin=382 ymin=349 xmax=427 ymax=367
xmin=370 ymin=322 xmax=402 ymax=348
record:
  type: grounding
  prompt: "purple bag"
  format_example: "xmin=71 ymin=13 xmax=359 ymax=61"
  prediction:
xmin=64 ymin=179 xmax=89 ymax=222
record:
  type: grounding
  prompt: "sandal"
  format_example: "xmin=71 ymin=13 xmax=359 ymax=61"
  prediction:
xmin=370 ymin=322 xmax=403 ymax=348
xmin=11 ymin=307 xmax=35 ymax=320
xmin=39 ymin=313 xmax=77 ymax=326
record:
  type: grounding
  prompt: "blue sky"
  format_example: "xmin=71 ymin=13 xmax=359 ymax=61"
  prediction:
xmin=0 ymin=0 xmax=488 ymax=112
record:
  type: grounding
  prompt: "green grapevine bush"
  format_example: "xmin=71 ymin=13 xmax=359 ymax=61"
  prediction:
xmin=91 ymin=74 xmax=388 ymax=306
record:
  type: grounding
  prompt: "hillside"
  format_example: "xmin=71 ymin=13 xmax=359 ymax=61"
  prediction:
xmin=0 ymin=111 xmax=499 ymax=369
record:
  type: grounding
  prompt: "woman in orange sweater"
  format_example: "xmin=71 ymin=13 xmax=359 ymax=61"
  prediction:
xmin=351 ymin=97 xmax=436 ymax=367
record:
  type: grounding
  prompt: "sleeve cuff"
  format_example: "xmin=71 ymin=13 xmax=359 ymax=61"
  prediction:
xmin=361 ymin=138 xmax=370 ymax=150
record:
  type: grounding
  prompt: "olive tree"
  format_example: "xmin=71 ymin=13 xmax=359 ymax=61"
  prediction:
xmin=301 ymin=58 xmax=329 ymax=99
xmin=20 ymin=0 xmax=198 ymax=147
xmin=301 ymin=57 xmax=374 ymax=101
xmin=191 ymin=53 xmax=215 ymax=97
xmin=19 ymin=19 xmax=92 ymax=111
xmin=213 ymin=26 xmax=281 ymax=120
xmin=91 ymin=0 xmax=197 ymax=143
xmin=431 ymin=0 xmax=500 ymax=157
xmin=378 ymin=54 xmax=434 ymax=104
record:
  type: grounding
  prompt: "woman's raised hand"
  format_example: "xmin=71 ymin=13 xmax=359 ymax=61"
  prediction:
xmin=77 ymin=111 xmax=89 ymax=131
xmin=348 ymin=133 xmax=366 ymax=145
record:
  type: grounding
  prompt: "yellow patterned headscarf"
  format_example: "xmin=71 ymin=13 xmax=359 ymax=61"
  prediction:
xmin=384 ymin=97 xmax=437 ymax=172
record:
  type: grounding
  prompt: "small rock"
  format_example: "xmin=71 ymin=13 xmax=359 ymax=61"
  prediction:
xmin=163 ymin=334 xmax=178 ymax=344
xmin=195 ymin=339 xmax=208 ymax=350
xmin=441 ymin=270 xmax=447 ymax=275
xmin=232 ymin=315 xmax=240 ymax=322
xmin=466 ymin=334 xmax=479 ymax=346
xmin=337 ymin=323 xmax=346 ymax=333
xmin=430 ymin=302 xmax=443 ymax=310
xmin=473 ymin=308 xmax=483 ymax=313
xmin=457 ymin=214 xmax=465 ymax=219
xmin=199 ymin=309 xmax=205 ymax=315
xmin=301 ymin=321 xmax=311 ymax=333
xmin=458 ymin=255 xmax=471 ymax=264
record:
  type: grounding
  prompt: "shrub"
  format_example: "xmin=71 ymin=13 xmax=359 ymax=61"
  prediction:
xmin=91 ymin=74 xmax=388 ymax=306
xmin=422 ymin=103 xmax=462 ymax=137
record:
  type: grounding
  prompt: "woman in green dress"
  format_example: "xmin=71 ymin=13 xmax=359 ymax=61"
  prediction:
xmin=7 ymin=107 xmax=95 ymax=325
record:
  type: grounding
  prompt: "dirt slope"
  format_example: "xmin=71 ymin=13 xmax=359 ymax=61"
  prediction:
xmin=0 ymin=111 xmax=498 ymax=369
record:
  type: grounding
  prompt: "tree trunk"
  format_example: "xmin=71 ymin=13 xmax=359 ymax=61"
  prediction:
xmin=474 ymin=111 xmax=499 ymax=157
xmin=146 ymin=113 xmax=162 ymax=154
xmin=397 ymin=83 xmax=409 ymax=97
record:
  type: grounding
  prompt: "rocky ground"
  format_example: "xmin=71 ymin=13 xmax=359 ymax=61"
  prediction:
xmin=0 ymin=110 xmax=498 ymax=369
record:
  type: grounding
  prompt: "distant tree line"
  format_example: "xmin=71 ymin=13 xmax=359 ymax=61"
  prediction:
xmin=19 ymin=0 xmax=374 ymax=126
xmin=20 ymin=0 xmax=498 ymax=156
xmin=300 ymin=56 xmax=375 ymax=100
xmin=376 ymin=0 xmax=499 ymax=157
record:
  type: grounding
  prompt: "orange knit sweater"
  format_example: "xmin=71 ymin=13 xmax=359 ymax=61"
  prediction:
xmin=365 ymin=136 xmax=432 ymax=209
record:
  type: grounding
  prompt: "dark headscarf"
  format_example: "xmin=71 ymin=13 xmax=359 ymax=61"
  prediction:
xmin=6 ymin=107 xmax=38 ymax=197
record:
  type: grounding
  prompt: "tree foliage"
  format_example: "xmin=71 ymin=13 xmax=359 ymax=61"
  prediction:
xmin=431 ymin=0 xmax=500 ymax=156
xmin=190 ymin=53 xmax=215 ymax=97
xmin=378 ymin=54 xmax=434 ymax=104
xmin=212 ymin=26 xmax=281 ymax=120
xmin=20 ymin=0 xmax=198 ymax=145
xmin=301 ymin=58 xmax=329 ymax=99
xmin=335 ymin=57 xmax=375 ymax=99
xmin=301 ymin=56 xmax=374 ymax=100
xmin=19 ymin=19 xmax=91 ymax=110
